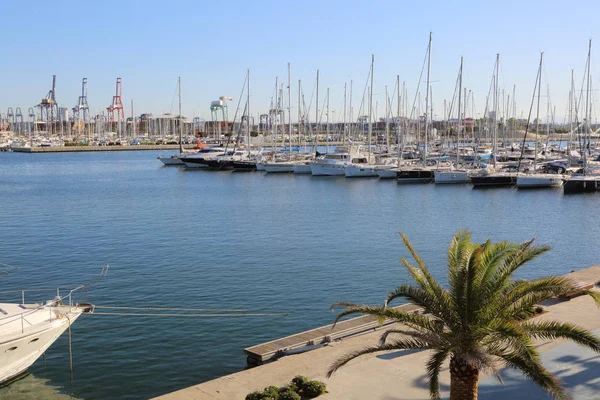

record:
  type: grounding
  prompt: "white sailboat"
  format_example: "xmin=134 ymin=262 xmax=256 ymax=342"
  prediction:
xmin=435 ymin=57 xmax=472 ymax=184
xmin=346 ymin=55 xmax=378 ymax=178
xmin=0 ymin=287 xmax=94 ymax=384
xmin=158 ymin=77 xmax=196 ymax=166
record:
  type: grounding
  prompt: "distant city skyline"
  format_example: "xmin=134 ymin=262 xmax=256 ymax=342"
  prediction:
xmin=1 ymin=0 xmax=599 ymax=124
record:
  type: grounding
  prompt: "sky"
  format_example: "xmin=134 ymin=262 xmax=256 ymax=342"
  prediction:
xmin=1 ymin=0 xmax=599 ymax=124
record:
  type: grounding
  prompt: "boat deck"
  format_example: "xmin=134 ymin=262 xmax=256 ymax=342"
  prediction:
xmin=244 ymin=303 xmax=421 ymax=365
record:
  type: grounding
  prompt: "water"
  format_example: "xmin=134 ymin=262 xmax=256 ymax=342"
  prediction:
xmin=0 ymin=151 xmax=599 ymax=399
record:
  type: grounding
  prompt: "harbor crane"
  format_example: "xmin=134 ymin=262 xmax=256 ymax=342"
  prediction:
xmin=15 ymin=108 xmax=23 ymax=135
xmin=73 ymin=78 xmax=90 ymax=134
xmin=6 ymin=108 xmax=14 ymax=133
xmin=107 ymin=78 xmax=124 ymax=136
xmin=28 ymin=108 xmax=36 ymax=137
xmin=38 ymin=75 xmax=58 ymax=135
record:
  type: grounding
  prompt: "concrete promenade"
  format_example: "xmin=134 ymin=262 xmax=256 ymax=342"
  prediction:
xmin=155 ymin=265 xmax=600 ymax=400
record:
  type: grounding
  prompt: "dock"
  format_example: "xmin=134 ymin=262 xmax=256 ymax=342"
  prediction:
xmin=155 ymin=265 xmax=600 ymax=400
xmin=10 ymin=144 xmax=197 ymax=153
xmin=244 ymin=303 xmax=421 ymax=366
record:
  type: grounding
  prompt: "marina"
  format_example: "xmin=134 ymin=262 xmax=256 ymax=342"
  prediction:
xmin=4 ymin=2 xmax=600 ymax=398
xmin=1 ymin=150 xmax=600 ymax=399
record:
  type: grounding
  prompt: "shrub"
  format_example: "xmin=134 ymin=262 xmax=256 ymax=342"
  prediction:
xmin=290 ymin=376 xmax=309 ymax=389
xmin=535 ymin=306 xmax=544 ymax=314
xmin=302 ymin=380 xmax=327 ymax=398
xmin=263 ymin=386 xmax=280 ymax=398
xmin=245 ymin=391 xmax=266 ymax=400
xmin=278 ymin=387 xmax=301 ymax=400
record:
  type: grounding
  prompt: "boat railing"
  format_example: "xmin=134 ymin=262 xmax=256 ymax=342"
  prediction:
xmin=0 ymin=284 xmax=91 ymax=333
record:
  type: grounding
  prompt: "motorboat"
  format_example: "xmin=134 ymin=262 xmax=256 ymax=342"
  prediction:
xmin=180 ymin=147 xmax=226 ymax=168
xmin=0 ymin=287 xmax=94 ymax=384
xmin=309 ymin=146 xmax=358 ymax=176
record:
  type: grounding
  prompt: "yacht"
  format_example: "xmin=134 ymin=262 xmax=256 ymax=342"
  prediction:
xmin=0 ymin=288 xmax=94 ymax=384
xmin=563 ymin=166 xmax=600 ymax=193
xmin=345 ymin=155 xmax=378 ymax=178
xmin=470 ymin=166 xmax=517 ymax=187
xmin=309 ymin=146 xmax=357 ymax=176
xmin=180 ymin=147 xmax=226 ymax=168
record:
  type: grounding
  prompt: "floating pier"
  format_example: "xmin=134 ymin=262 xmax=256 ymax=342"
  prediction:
xmin=244 ymin=303 xmax=421 ymax=366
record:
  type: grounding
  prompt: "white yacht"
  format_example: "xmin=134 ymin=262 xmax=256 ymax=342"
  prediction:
xmin=345 ymin=155 xmax=378 ymax=178
xmin=0 ymin=289 xmax=94 ymax=384
xmin=309 ymin=146 xmax=358 ymax=176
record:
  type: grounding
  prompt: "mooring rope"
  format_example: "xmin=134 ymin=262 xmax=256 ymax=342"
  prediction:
xmin=91 ymin=312 xmax=288 ymax=317
xmin=94 ymin=306 xmax=250 ymax=312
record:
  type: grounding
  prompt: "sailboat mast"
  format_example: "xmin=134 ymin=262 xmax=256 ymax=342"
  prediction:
xmin=457 ymin=57 xmax=463 ymax=165
xmin=585 ymin=39 xmax=592 ymax=169
xmin=396 ymin=76 xmax=401 ymax=164
xmin=493 ymin=54 xmax=499 ymax=167
xmin=298 ymin=79 xmax=302 ymax=150
xmin=316 ymin=70 xmax=319 ymax=151
xmin=274 ymin=77 xmax=279 ymax=152
xmin=288 ymin=63 xmax=292 ymax=159
xmin=247 ymin=69 xmax=250 ymax=150
xmin=385 ymin=85 xmax=389 ymax=151
xmin=424 ymin=33 xmax=432 ymax=165
xmin=343 ymin=82 xmax=347 ymax=145
xmin=326 ymin=88 xmax=330 ymax=154
xmin=534 ymin=53 xmax=543 ymax=171
xmin=368 ymin=54 xmax=374 ymax=163
xmin=178 ymin=77 xmax=183 ymax=154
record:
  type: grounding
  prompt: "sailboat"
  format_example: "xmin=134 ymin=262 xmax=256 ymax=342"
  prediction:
xmin=264 ymin=64 xmax=297 ymax=173
xmin=516 ymin=53 xmax=564 ymax=189
xmin=435 ymin=57 xmax=472 ymax=184
xmin=564 ymin=39 xmax=600 ymax=193
xmin=470 ymin=54 xmax=518 ymax=188
xmin=158 ymin=78 xmax=198 ymax=166
xmin=397 ymin=33 xmax=437 ymax=184
xmin=346 ymin=55 xmax=379 ymax=178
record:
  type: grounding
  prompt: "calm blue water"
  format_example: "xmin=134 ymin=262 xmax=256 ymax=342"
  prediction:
xmin=0 ymin=150 xmax=599 ymax=399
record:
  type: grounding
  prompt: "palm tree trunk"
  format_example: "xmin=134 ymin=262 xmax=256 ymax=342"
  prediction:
xmin=449 ymin=356 xmax=479 ymax=400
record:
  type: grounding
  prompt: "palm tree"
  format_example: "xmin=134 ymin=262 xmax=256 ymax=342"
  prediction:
xmin=328 ymin=230 xmax=600 ymax=400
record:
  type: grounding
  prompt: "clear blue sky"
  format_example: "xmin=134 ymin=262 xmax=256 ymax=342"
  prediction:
xmin=1 ymin=0 xmax=598 ymax=123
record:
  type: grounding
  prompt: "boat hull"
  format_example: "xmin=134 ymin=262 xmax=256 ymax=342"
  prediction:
xmin=0 ymin=311 xmax=81 ymax=384
xmin=158 ymin=156 xmax=184 ymax=166
xmin=345 ymin=164 xmax=378 ymax=178
xmin=563 ymin=176 xmax=600 ymax=193
xmin=516 ymin=175 xmax=563 ymax=188
xmin=310 ymin=163 xmax=346 ymax=176
xmin=434 ymin=171 xmax=470 ymax=184
xmin=396 ymin=170 xmax=434 ymax=184
xmin=471 ymin=174 xmax=516 ymax=187
xmin=376 ymin=169 xmax=397 ymax=179
xmin=232 ymin=161 xmax=256 ymax=171
xmin=293 ymin=163 xmax=312 ymax=174
xmin=204 ymin=160 xmax=233 ymax=170
xmin=263 ymin=163 xmax=295 ymax=173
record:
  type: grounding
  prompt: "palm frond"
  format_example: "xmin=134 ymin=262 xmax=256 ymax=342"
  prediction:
xmin=426 ymin=348 xmax=450 ymax=400
xmin=385 ymin=284 xmax=459 ymax=329
xmin=378 ymin=328 xmax=449 ymax=348
xmin=520 ymin=321 xmax=600 ymax=352
xmin=327 ymin=338 xmax=429 ymax=378
xmin=490 ymin=348 xmax=568 ymax=400
xmin=330 ymin=303 xmax=438 ymax=332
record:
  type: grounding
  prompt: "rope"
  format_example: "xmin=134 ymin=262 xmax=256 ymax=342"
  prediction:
xmin=91 ymin=312 xmax=288 ymax=317
xmin=94 ymin=306 xmax=250 ymax=312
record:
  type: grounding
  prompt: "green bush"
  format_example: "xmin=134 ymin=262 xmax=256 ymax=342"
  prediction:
xmin=263 ymin=386 xmax=280 ymax=398
xmin=291 ymin=376 xmax=309 ymax=389
xmin=278 ymin=386 xmax=301 ymax=400
xmin=245 ymin=391 xmax=266 ymax=400
xmin=302 ymin=380 xmax=327 ymax=398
